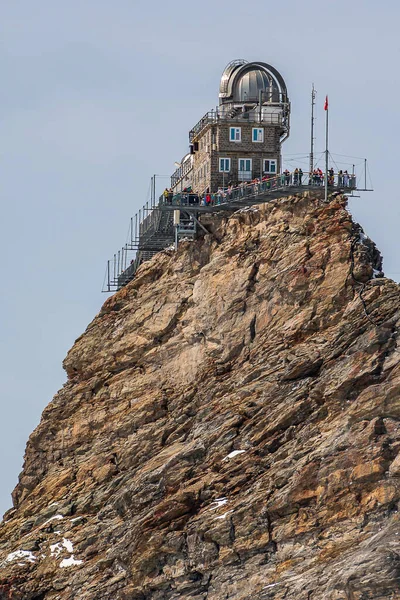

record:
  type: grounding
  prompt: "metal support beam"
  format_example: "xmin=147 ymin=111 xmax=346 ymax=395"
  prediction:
xmin=191 ymin=214 xmax=209 ymax=234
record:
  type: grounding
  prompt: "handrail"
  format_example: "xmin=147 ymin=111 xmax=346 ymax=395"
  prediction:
xmin=189 ymin=105 xmax=289 ymax=142
xmin=104 ymin=169 xmax=362 ymax=292
xmin=159 ymin=170 xmax=357 ymax=208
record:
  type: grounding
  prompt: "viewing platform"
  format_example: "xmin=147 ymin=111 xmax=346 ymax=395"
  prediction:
xmin=102 ymin=170 xmax=372 ymax=294
xmin=160 ymin=172 xmax=367 ymax=214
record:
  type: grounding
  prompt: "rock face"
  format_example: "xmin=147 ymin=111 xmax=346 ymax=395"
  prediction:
xmin=1 ymin=193 xmax=400 ymax=600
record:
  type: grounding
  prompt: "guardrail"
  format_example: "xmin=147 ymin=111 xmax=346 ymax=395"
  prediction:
xmin=104 ymin=169 xmax=361 ymax=292
xmin=189 ymin=106 xmax=289 ymax=142
xmin=161 ymin=171 xmax=357 ymax=208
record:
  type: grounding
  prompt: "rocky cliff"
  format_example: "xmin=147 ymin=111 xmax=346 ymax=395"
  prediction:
xmin=1 ymin=193 xmax=400 ymax=600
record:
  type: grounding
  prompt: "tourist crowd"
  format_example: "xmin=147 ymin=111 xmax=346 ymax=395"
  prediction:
xmin=162 ymin=169 xmax=355 ymax=208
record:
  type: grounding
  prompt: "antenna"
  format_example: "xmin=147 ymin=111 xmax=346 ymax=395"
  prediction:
xmin=310 ymin=84 xmax=316 ymax=175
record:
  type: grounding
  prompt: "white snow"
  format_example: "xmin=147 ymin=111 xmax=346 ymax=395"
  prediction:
xmin=49 ymin=537 xmax=82 ymax=567
xmin=359 ymin=232 xmax=368 ymax=243
xmin=263 ymin=583 xmax=279 ymax=589
xmin=60 ymin=556 xmax=83 ymax=568
xmin=62 ymin=538 xmax=74 ymax=553
xmin=50 ymin=538 xmax=74 ymax=557
xmin=209 ymin=498 xmax=228 ymax=510
xmin=5 ymin=550 xmax=36 ymax=563
xmin=222 ymin=450 xmax=246 ymax=461
xmin=50 ymin=542 xmax=64 ymax=556
xmin=237 ymin=206 xmax=259 ymax=214
xmin=373 ymin=268 xmax=381 ymax=278
xmin=70 ymin=517 xmax=83 ymax=523
xmin=42 ymin=514 xmax=64 ymax=526
xmin=216 ymin=510 xmax=233 ymax=520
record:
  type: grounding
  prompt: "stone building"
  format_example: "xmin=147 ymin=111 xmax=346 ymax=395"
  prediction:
xmin=171 ymin=59 xmax=290 ymax=194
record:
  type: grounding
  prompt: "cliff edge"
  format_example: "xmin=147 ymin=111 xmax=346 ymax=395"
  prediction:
xmin=1 ymin=193 xmax=400 ymax=600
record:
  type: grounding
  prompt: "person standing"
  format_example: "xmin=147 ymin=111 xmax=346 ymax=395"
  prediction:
xmin=299 ymin=168 xmax=303 ymax=185
xmin=293 ymin=168 xmax=299 ymax=185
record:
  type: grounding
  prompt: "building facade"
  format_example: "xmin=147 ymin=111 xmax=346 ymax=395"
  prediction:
xmin=171 ymin=60 xmax=290 ymax=194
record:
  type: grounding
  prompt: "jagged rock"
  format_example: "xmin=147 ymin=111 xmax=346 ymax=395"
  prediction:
xmin=1 ymin=194 xmax=400 ymax=599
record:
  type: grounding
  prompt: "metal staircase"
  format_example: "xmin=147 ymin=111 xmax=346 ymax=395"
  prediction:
xmin=104 ymin=199 xmax=178 ymax=292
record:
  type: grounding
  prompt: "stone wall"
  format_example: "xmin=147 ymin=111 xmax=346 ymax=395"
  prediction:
xmin=192 ymin=123 xmax=284 ymax=192
xmin=192 ymin=126 xmax=212 ymax=194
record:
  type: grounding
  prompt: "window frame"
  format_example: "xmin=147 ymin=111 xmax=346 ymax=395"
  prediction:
xmin=238 ymin=158 xmax=252 ymax=172
xmin=263 ymin=159 xmax=277 ymax=174
xmin=229 ymin=127 xmax=241 ymax=142
xmin=219 ymin=157 xmax=231 ymax=173
xmin=252 ymin=127 xmax=264 ymax=143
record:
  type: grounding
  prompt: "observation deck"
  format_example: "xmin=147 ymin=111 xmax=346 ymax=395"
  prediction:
xmin=102 ymin=171 xmax=371 ymax=293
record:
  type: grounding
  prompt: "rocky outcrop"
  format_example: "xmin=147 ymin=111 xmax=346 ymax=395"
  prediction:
xmin=1 ymin=193 xmax=400 ymax=600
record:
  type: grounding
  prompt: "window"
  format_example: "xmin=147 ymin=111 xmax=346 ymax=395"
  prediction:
xmin=263 ymin=159 xmax=277 ymax=174
xmin=238 ymin=158 xmax=252 ymax=181
xmin=239 ymin=158 xmax=252 ymax=172
xmin=229 ymin=127 xmax=241 ymax=142
xmin=252 ymin=128 xmax=264 ymax=142
xmin=219 ymin=158 xmax=231 ymax=172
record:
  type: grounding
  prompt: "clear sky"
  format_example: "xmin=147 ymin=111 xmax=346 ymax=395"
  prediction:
xmin=1 ymin=0 xmax=399 ymax=517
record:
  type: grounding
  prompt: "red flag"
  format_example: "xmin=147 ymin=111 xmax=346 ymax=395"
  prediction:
xmin=324 ymin=95 xmax=328 ymax=111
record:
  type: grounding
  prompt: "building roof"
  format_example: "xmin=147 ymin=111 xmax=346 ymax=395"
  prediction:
xmin=219 ymin=60 xmax=288 ymax=105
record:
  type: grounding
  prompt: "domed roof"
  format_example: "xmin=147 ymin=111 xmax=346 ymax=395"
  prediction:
xmin=219 ymin=60 xmax=288 ymax=105
xmin=235 ymin=67 xmax=272 ymax=102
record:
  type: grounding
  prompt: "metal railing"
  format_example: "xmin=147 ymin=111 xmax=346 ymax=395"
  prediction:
xmin=104 ymin=168 xmax=364 ymax=292
xmin=103 ymin=190 xmax=176 ymax=292
xmin=160 ymin=171 xmax=357 ymax=209
xmin=189 ymin=106 xmax=289 ymax=142
xmin=171 ymin=159 xmax=193 ymax=188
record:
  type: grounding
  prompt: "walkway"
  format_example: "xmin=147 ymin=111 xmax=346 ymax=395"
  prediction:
xmin=103 ymin=171 xmax=370 ymax=293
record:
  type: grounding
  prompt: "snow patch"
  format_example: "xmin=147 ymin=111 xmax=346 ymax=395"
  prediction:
xmin=5 ymin=550 xmax=36 ymax=563
xmin=42 ymin=514 xmax=64 ymax=526
xmin=209 ymin=498 xmax=228 ymax=510
xmin=50 ymin=542 xmax=64 ymax=556
xmin=60 ymin=556 xmax=83 ymax=568
xmin=50 ymin=538 xmax=74 ymax=557
xmin=222 ymin=450 xmax=246 ymax=461
xmin=62 ymin=538 xmax=74 ymax=553
xmin=236 ymin=206 xmax=259 ymax=214
xmin=215 ymin=510 xmax=234 ymax=520
xmin=263 ymin=583 xmax=279 ymax=589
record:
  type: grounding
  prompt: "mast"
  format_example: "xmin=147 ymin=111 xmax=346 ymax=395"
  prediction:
xmin=324 ymin=95 xmax=329 ymax=203
xmin=309 ymin=84 xmax=316 ymax=176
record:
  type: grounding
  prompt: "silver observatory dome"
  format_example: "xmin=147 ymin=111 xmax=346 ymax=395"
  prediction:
xmin=219 ymin=59 xmax=288 ymax=105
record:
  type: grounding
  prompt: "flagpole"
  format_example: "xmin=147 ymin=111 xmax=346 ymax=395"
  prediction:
xmin=325 ymin=96 xmax=328 ymax=202
xmin=310 ymin=84 xmax=316 ymax=176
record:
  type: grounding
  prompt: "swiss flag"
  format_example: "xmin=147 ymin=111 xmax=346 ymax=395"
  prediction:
xmin=324 ymin=95 xmax=328 ymax=111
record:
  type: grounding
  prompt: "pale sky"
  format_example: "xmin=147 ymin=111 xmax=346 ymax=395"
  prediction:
xmin=1 ymin=0 xmax=399 ymax=517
